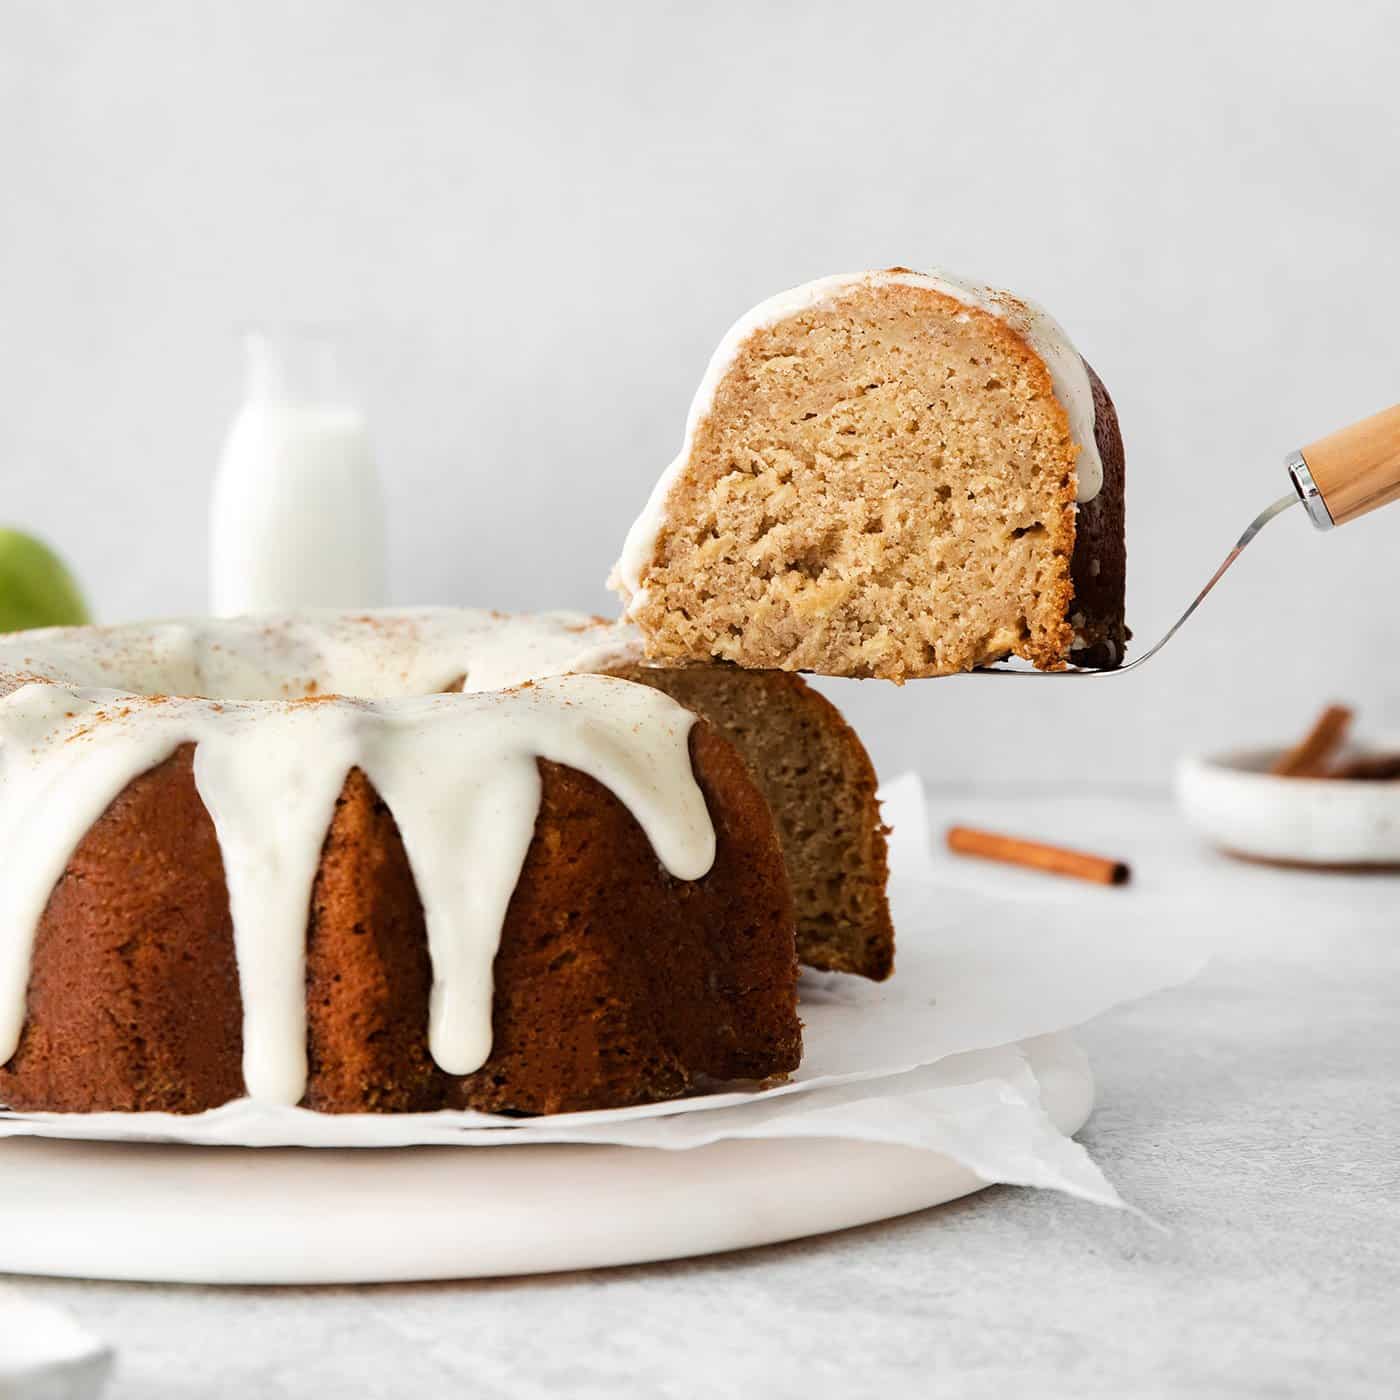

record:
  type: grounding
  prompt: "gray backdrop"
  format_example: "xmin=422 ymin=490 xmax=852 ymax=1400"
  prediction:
xmin=4 ymin=0 xmax=1397 ymax=787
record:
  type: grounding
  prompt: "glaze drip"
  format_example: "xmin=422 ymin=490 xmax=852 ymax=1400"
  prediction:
xmin=0 ymin=617 xmax=714 ymax=1106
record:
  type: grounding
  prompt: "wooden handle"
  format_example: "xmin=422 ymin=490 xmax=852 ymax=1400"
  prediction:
xmin=1301 ymin=403 xmax=1400 ymax=526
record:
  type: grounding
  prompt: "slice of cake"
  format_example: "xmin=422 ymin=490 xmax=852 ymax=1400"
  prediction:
xmin=612 ymin=268 xmax=1127 ymax=681
xmin=606 ymin=662 xmax=893 ymax=980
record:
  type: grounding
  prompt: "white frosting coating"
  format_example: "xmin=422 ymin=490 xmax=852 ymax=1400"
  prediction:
xmin=0 ymin=608 xmax=639 ymax=701
xmin=0 ymin=611 xmax=713 ymax=1105
xmin=613 ymin=268 xmax=1102 ymax=606
xmin=194 ymin=706 xmax=361 ymax=1103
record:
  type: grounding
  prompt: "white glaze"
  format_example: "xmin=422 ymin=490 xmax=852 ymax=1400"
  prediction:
xmin=0 ymin=608 xmax=639 ymax=702
xmin=0 ymin=612 xmax=711 ymax=1105
xmin=613 ymin=268 xmax=1103 ymax=605
xmin=194 ymin=705 xmax=361 ymax=1103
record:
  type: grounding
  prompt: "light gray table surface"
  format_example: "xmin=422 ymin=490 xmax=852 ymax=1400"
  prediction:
xmin=9 ymin=792 xmax=1398 ymax=1399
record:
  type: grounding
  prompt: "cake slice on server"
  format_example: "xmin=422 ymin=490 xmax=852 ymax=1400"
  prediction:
xmin=611 ymin=268 xmax=1127 ymax=681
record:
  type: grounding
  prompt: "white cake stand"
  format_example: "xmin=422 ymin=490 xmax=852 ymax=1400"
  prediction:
xmin=0 ymin=1041 xmax=1092 ymax=1284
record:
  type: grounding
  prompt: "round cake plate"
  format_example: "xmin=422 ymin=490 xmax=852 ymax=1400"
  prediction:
xmin=0 ymin=1043 xmax=1092 ymax=1284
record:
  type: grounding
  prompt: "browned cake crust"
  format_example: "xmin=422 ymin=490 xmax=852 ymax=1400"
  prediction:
xmin=0 ymin=744 xmax=245 ymax=1113
xmin=609 ymin=664 xmax=894 ymax=979
xmin=1067 ymin=362 xmax=1128 ymax=669
xmin=0 ymin=724 xmax=801 ymax=1116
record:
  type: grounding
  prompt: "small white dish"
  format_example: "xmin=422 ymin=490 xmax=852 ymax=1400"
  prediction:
xmin=1176 ymin=745 xmax=1400 ymax=867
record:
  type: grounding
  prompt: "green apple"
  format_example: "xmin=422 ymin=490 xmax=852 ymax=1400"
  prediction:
xmin=0 ymin=528 xmax=91 ymax=633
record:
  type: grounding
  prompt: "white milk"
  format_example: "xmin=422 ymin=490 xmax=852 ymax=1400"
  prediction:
xmin=210 ymin=330 xmax=386 ymax=616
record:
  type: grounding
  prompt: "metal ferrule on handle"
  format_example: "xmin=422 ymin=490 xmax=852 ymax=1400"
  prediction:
xmin=1288 ymin=402 xmax=1400 ymax=530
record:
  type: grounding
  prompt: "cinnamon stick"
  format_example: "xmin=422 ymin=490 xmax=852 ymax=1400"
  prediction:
xmin=946 ymin=827 xmax=1130 ymax=886
xmin=1270 ymin=704 xmax=1354 ymax=777
xmin=1330 ymin=752 xmax=1400 ymax=781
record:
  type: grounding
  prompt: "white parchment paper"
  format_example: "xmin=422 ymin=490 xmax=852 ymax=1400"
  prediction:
xmin=0 ymin=776 xmax=1208 ymax=1204
xmin=0 ymin=1283 xmax=113 ymax=1397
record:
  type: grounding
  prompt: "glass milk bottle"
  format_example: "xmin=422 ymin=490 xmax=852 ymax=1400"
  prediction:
xmin=210 ymin=329 xmax=385 ymax=616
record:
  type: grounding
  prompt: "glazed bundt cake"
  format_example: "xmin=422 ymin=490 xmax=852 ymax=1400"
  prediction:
xmin=0 ymin=610 xmax=891 ymax=1116
xmin=612 ymin=268 xmax=1127 ymax=681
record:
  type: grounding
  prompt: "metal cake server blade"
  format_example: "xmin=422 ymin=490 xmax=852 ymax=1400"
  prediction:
xmin=980 ymin=401 xmax=1400 ymax=677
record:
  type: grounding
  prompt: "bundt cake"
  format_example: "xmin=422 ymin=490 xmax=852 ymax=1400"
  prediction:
xmin=0 ymin=610 xmax=891 ymax=1116
xmin=612 ymin=267 xmax=1127 ymax=681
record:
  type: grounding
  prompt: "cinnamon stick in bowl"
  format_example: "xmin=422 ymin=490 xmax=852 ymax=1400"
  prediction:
xmin=1330 ymin=752 xmax=1400 ymax=782
xmin=946 ymin=827 xmax=1131 ymax=886
xmin=1270 ymin=705 xmax=1354 ymax=777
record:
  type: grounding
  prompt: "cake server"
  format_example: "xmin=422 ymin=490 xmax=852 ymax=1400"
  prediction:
xmin=986 ymin=401 xmax=1400 ymax=676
